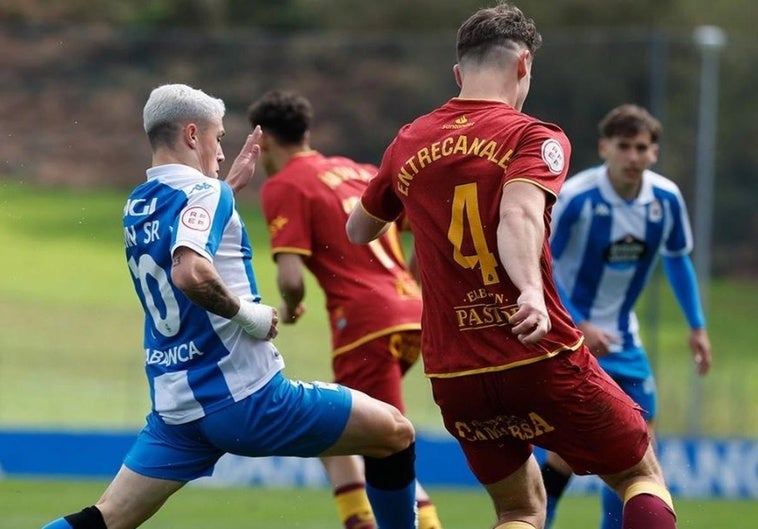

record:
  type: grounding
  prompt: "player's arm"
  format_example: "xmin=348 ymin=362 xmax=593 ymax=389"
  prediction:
xmin=497 ymin=181 xmax=551 ymax=344
xmin=346 ymin=202 xmax=391 ymax=244
xmin=663 ymin=254 xmax=712 ymax=375
xmin=172 ymin=245 xmax=278 ymax=340
xmin=275 ymin=252 xmax=307 ymax=324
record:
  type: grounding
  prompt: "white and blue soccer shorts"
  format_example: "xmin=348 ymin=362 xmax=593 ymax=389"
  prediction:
xmin=124 ymin=371 xmax=352 ymax=482
xmin=598 ymin=346 xmax=657 ymax=421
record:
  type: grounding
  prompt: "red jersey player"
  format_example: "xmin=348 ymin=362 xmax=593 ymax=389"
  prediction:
xmin=247 ymin=90 xmax=442 ymax=529
xmin=348 ymin=4 xmax=677 ymax=529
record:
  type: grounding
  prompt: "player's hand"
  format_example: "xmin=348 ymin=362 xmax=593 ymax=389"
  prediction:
xmin=577 ymin=322 xmax=619 ymax=357
xmin=510 ymin=290 xmax=551 ymax=345
xmin=225 ymin=126 xmax=263 ymax=194
xmin=279 ymin=300 xmax=306 ymax=324
xmin=231 ymin=299 xmax=279 ymax=340
xmin=690 ymin=328 xmax=712 ymax=375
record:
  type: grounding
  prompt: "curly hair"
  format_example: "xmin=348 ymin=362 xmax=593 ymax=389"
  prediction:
xmin=456 ymin=2 xmax=542 ymax=63
xmin=246 ymin=90 xmax=312 ymax=146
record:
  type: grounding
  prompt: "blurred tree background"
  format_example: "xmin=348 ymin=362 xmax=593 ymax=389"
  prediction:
xmin=1 ymin=0 xmax=755 ymax=276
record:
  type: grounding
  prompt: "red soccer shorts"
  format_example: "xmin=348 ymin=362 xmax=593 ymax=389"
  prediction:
xmin=430 ymin=346 xmax=650 ymax=484
xmin=332 ymin=330 xmax=421 ymax=413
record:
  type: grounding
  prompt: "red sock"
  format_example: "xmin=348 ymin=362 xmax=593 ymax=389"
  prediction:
xmin=623 ymin=493 xmax=677 ymax=529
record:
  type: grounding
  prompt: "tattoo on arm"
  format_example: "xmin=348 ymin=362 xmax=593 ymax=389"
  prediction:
xmin=184 ymin=277 xmax=238 ymax=319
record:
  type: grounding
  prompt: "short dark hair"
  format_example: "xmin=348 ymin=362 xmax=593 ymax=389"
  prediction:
xmin=456 ymin=2 xmax=542 ymax=63
xmin=246 ymin=90 xmax=312 ymax=146
xmin=598 ymin=104 xmax=662 ymax=143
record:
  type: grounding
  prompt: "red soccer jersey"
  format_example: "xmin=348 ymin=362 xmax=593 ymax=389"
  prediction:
xmin=260 ymin=151 xmax=422 ymax=355
xmin=360 ymin=98 xmax=583 ymax=377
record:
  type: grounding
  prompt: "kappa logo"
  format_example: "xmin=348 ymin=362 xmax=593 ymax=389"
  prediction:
xmin=181 ymin=206 xmax=211 ymax=231
xmin=595 ymin=203 xmax=611 ymax=216
xmin=541 ymin=139 xmax=565 ymax=174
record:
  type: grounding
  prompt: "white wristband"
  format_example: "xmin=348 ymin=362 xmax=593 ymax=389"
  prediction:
xmin=231 ymin=297 xmax=274 ymax=340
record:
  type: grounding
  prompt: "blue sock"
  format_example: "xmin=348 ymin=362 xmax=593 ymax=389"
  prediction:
xmin=541 ymin=462 xmax=571 ymax=529
xmin=545 ymin=493 xmax=559 ymax=529
xmin=365 ymin=480 xmax=416 ymax=529
xmin=600 ymin=485 xmax=623 ymax=529
xmin=41 ymin=519 xmax=74 ymax=529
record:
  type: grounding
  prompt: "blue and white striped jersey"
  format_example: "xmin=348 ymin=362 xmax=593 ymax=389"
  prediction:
xmin=550 ymin=164 xmax=693 ymax=356
xmin=123 ymin=164 xmax=285 ymax=425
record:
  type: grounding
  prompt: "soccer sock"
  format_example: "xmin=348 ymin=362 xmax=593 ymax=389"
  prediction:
xmin=334 ymin=482 xmax=376 ymax=529
xmin=417 ymin=498 xmax=443 ymax=529
xmin=43 ymin=506 xmax=107 ymax=529
xmin=493 ymin=522 xmax=537 ymax=529
xmin=600 ymin=484 xmax=624 ymax=529
xmin=622 ymin=482 xmax=676 ymax=529
xmin=541 ymin=462 xmax=572 ymax=529
xmin=41 ymin=520 xmax=74 ymax=529
xmin=364 ymin=443 xmax=417 ymax=529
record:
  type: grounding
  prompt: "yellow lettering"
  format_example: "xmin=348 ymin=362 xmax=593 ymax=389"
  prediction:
xmin=480 ymin=140 xmax=498 ymax=161
xmin=529 ymin=412 xmax=555 ymax=435
xmin=467 ymin=308 xmax=483 ymax=326
xmin=498 ymin=148 xmax=514 ymax=169
xmin=468 ymin=137 xmax=486 ymax=156
xmin=418 ymin=147 xmax=432 ymax=168
xmin=442 ymin=136 xmax=454 ymax=156
xmin=430 ymin=141 xmax=442 ymax=161
xmin=454 ymin=135 xmax=468 ymax=155
xmin=397 ymin=182 xmax=409 ymax=196
xmin=455 ymin=309 xmax=469 ymax=327
xmin=507 ymin=424 xmax=525 ymax=440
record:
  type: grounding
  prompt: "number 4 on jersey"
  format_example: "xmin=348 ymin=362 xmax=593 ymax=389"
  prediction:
xmin=447 ymin=183 xmax=500 ymax=285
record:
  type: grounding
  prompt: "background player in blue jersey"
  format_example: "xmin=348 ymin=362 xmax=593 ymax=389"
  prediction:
xmin=541 ymin=104 xmax=713 ymax=529
xmin=41 ymin=84 xmax=418 ymax=529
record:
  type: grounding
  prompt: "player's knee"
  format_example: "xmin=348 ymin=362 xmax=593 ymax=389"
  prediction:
xmin=385 ymin=408 xmax=414 ymax=456
xmin=50 ymin=506 xmax=107 ymax=529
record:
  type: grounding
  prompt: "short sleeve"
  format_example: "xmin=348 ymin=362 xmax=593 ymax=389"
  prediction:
xmin=260 ymin=179 xmax=313 ymax=257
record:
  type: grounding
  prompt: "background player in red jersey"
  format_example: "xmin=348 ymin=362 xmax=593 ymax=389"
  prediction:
xmin=247 ymin=90 xmax=442 ymax=529
xmin=347 ymin=3 xmax=678 ymax=529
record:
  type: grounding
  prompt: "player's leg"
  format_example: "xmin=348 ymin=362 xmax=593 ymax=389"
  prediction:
xmin=320 ymin=388 xmax=417 ymax=529
xmin=485 ymin=455 xmax=546 ymax=529
xmin=42 ymin=465 xmax=184 ymax=529
xmin=202 ymin=371 xmax=417 ymax=529
xmin=540 ymin=450 xmax=573 ymax=528
xmin=334 ymin=331 xmax=442 ymax=529
xmin=600 ymin=443 xmax=675 ymax=529
xmin=547 ymin=350 xmax=674 ymax=529
xmin=320 ymin=455 xmax=375 ymax=529
xmin=594 ymin=351 xmax=658 ymax=529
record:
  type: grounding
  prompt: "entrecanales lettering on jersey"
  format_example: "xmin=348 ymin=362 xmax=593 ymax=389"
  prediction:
xmin=397 ymin=134 xmax=513 ymax=196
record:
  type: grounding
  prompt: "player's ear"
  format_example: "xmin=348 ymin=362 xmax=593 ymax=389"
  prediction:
xmin=598 ymin=138 xmax=609 ymax=160
xmin=453 ymin=64 xmax=463 ymax=88
xmin=516 ymin=50 xmax=531 ymax=80
xmin=184 ymin=124 xmax=199 ymax=148
xmin=649 ymin=142 xmax=660 ymax=164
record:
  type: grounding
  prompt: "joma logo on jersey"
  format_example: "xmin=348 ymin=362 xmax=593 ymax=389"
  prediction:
xmin=146 ymin=341 xmax=204 ymax=366
xmin=455 ymin=411 xmax=555 ymax=442
xmin=124 ymin=198 xmax=157 ymax=217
